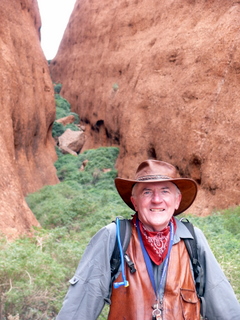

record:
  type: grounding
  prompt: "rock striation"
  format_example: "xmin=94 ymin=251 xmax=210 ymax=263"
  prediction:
xmin=0 ymin=0 xmax=59 ymax=238
xmin=50 ymin=0 xmax=240 ymax=215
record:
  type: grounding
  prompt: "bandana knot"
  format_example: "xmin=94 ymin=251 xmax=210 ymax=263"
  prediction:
xmin=132 ymin=214 xmax=176 ymax=265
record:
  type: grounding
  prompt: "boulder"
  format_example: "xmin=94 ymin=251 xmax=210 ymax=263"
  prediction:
xmin=55 ymin=115 xmax=76 ymax=126
xmin=58 ymin=129 xmax=86 ymax=153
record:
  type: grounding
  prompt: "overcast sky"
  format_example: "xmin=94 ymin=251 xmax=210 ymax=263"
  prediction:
xmin=38 ymin=0 xmax=76 ymax=60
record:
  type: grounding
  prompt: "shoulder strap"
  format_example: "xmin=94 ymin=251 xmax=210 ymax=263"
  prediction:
xmin=110 ymin=218 xmax=133 ymax=278
xmin=180 ymin=218 xmax=207 ymax=318
xmin=180 ymin=218 xmax=204 ymax=297
xmin=181 ymin=219 xmax=199 ymax=274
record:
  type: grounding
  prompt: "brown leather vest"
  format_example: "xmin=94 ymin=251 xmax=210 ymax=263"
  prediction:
xmin=108 ymin=224 xmax=201 ymax=320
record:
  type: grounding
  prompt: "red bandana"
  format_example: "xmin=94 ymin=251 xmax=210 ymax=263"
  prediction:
xmin=132 ymin=214 xmax=177 ymax=265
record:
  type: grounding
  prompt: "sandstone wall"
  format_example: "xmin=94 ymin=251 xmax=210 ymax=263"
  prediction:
xmin=50 ymin=0 xmax=240 ymax=215
xmin=0 ymin=0 xmax=59 ymax=238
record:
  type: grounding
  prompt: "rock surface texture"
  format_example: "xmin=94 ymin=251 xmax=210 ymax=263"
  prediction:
xmin=50 ymin=0 xmax=240 ymax=215
xmin=0 ymin=0 xmax=59 ymax=238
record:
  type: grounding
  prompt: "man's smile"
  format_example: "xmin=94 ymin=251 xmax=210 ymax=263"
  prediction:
xmin=150 ymin=208 xmax=165 ymax=212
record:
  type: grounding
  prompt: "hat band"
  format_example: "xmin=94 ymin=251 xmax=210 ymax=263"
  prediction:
xmin=136 ymin=175 xmax=171 ymax=181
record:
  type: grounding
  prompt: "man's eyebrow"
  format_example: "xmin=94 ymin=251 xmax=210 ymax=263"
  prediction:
xmin=142 ymin=186 xmax=170 ymax=191
xmin=141 ymin=187 xmax=151 ymax=192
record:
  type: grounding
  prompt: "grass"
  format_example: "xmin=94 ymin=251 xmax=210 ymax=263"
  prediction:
xmin=181 ymin=212 xmax=240 ymax=298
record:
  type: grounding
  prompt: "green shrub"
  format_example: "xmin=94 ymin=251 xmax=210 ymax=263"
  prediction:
xmin=26 ymin=183 xmax=97 ymax=228
xmin=78 ymin=147 xmax=120 ymax=173
xmin=52 ymin=93 xmax=80 ymax=140
xmin=54 ymin=146 xmax=119 ymax=187
xmin=55 ymin=94 xmax=71 ymax=119
xmin=26 ymin=147 xmax=121 ymax=230
xmin=54 ymin=153 xmax=82 ymax=181
xmin=65 ymin=123 xmax=80 ymax=131
xmin=52 ymin=121 xmax=65 ymax=138
xmin=54 ymin=83 xmax=62 ymax=94
xmin=0 ymin=228 xmax=82 ymax=319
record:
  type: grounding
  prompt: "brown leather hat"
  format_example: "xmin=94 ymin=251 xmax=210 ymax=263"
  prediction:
xmin=115 ymin=160 xmax=197 ymax=215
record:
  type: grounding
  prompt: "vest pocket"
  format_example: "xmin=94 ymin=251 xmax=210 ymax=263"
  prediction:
xmin=180 ymin=288 xmax=199 ymax=320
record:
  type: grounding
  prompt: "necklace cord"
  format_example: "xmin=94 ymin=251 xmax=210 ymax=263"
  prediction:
xmin=136 ymin=219 xmax=174 ymax=299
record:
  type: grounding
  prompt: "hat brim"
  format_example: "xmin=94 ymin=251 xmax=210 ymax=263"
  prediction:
xmin=115 ymin=177 xmax=197 ymax=215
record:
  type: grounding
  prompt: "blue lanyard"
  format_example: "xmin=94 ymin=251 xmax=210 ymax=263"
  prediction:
xmin=113 ymin=217 xmax=129 ymax=289
xmin=136 ymin=219 xmax=174 ymax=299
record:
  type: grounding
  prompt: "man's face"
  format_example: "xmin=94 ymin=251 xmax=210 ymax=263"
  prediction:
xmin=130 ymin=181 xmax=182 ymax=232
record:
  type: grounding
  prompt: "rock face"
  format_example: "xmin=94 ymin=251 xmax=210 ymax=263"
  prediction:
xmin=0 ymin=0 xmax=59 ymax=238
xmin=50 ymin=0 xmax=240 ymax=215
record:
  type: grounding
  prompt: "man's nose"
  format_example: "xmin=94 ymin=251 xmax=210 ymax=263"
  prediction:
xmin=151 ymin=191 xmax=163 ymax=202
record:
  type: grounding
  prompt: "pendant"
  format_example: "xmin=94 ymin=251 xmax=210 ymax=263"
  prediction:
xmin=152 ymin=301 xmax=163 ymax=320
xmin=152 ymin=308 xmax=162 ymax=320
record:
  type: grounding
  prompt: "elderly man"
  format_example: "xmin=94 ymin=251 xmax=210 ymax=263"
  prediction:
xmin=56 ymin=160 xmax=240 ymax=320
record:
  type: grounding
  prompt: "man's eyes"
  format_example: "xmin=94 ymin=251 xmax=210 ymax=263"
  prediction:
xmin=162 ymin=190 xmax=170 ymax=194
xmin=141 ymin=189 xmax=170 ymax=196
xmin=142 ymin=190 xmax=153 ymax=195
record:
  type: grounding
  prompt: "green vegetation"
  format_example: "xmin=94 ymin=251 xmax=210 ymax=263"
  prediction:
xmin=52 ymin=85 xmax=81 ymax=139
xmin=55 ymin=94 xmax=71 ymax=120
xmin=53 ymin=83 xmax=62 ymax=94
xmin=27 ymin=147 xmax=122 ymax=230
xmin=52 ymin=121 xmax=65 ymax=138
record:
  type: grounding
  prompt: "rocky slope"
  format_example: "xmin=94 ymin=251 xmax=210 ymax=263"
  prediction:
xmin=50 ymin=0 xmax=240 ymax=215
xmin=0 ymin=0 xmax=58 ymax=238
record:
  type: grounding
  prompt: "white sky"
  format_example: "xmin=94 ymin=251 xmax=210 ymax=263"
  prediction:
xmin=38 ymin=0 xmax=76 ymax=60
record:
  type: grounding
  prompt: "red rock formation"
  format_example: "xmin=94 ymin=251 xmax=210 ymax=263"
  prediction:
xmin=50 ymin=0 xmax=240 ymax=215
xmin=0 ymin=0 xmax=59 ymax=238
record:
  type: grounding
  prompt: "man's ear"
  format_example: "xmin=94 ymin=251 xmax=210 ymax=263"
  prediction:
xmin=175 ymin=193 xmax=182 ymax=210
xmin=131 ymin=196 xmax=138 ymax=212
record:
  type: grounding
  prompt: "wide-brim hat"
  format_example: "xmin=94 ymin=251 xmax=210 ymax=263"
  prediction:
xmin=115 ymin=159 xmax=197 ymax=216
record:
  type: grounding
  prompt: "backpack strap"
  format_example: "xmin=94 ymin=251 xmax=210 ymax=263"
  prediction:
xmin=180 ymin=218 xmax=206 ymax=318
xmin=181 ymin=219 xmax=200 ymax=280
xmin=110 ymin=218 xmax=135 ymax=278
